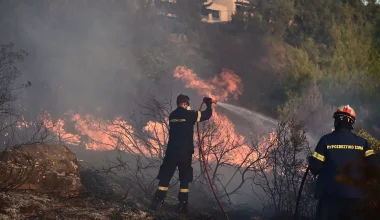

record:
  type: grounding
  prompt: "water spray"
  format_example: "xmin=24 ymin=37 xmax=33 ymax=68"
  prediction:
xmin=216 ymin=102 xmax=318 ymax=144
xmin=215 ymin=101 xmax=314 ymax=219
xmin=216 ymin=102 xmax=277 ymax=127
xmin=196 ymin=99 xmax=230 ymax=220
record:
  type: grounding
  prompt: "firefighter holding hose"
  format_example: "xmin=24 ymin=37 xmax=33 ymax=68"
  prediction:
xmin=150 ymin=94 xmax=214 ymax=213
xmin=308 ymin=105 xmax=378 ymax=219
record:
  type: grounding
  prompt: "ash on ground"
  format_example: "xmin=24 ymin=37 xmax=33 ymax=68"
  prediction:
xmin=0 ymin=144 xmax=258 ymax=220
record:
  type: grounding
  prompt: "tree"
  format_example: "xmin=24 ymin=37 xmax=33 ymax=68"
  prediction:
xmin=57 ymin=96 xmax=273 ymax=208
xmin=251 ymin=119 xmax=315 ymax=219
xmin=192 ymin=109 xmax=273 ymax=206
xmin=0 ymin=43 xmax=29 ymax=134
xmin=0 ymin=43 xmax=51 ymax=150
xmin=278 ymin=81 xmax=334 ymax=136
xmin=132 ymin=0 xmax=211 ymax=84
xmin=355 ymin=129 xmax=380 ymax=152
xmin=0 ymin=43 xmax=52 ymax=191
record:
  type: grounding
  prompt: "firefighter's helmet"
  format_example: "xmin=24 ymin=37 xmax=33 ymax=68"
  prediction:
xmin=333 ymin=105 xmax=356 ymax=124
xmin=176 ymin=94 xmax=190 ymax=105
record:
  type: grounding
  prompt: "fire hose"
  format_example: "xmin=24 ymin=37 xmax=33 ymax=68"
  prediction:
xmin=293 ymin=166 xmax=310 ymax=220
xmin=196 ymin=100 xmax=230 ymax=220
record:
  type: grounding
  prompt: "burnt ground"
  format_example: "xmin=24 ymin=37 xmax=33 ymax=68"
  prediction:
xmin=0 ymin=190 xmax=223 ymax=220
xmin=0 ymin=168 xmax=259 ymax=220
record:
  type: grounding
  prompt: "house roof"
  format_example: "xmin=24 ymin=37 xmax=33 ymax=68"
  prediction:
xmin=206 ymin=2 xmax=228 ymax=11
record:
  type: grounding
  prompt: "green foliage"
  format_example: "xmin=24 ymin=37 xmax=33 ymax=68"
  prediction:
xmin=284 ymin=41 xmax=322 ymax=93
xmin=242 ymin=1 xmax=380 ymax=98
xmin=317 ymin=6 xmax=377 ymax=104
xmin=134 ymin=0 xmax=380 ymax=133
xmin=286 ymin=0 xmax=344 ymax=46
xmin=355 ymin=129 xmax=380 ymax=152
xmin=254 ymin=0 xmax=380 ymax=132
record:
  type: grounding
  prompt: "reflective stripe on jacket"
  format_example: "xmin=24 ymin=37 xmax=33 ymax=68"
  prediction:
xmin=309 ymin=128 xmax=376 ymax=198
xmin=166 ymin=104 xmax=212 ymax=156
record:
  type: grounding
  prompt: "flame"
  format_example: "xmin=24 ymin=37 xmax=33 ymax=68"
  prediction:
xmin=36 ymin=66 xmax=278 ymax=169
xmin=173 ymin=66 xmax=243 ymax=101
xmin=300 ymin=167 xmax=308 ymax=173
xmin=41 ymin=112 xmax=81 ymax=146
xmin=143 ymin=120 xmax=168 ymax=157
xmin=197 ymin=111 xmax=276 ymax=167
xmin=42 ymin=111 xmax=166 ymax=158
xmin=40 ymin=109 xmax=275 ymax=169
xmin=3 ymin=65 xmax=282 ymax=173
xmin=16 ymin=115 xmax=33 ymax=129
xmin=173 ymin=65 xmax=276 ymax=166
xmin=70 ymin=113 xmax=121 ymax=151
xmin=37 ymin=65 xmax=273 ymax=168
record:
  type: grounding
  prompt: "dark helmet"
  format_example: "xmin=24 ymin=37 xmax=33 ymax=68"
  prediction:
xmin=333 ymin=105 xmax=356 ymax=124
xmin=176 ymin=94 xmax=190 ymax=105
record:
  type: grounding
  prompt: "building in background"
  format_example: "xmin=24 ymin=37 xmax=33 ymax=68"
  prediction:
xmin=201 ymin=0 xmax=251 ymax=23
xmin=154 ymin=0 xmax=178 ymax=18
xmin=154 ymin=0 xmax=252 ymax=23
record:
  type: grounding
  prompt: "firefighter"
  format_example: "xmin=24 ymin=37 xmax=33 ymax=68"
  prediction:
xmin=150 ymin=94 xmax=214 ymax=213
xmin=308 ymin=105 xmax=378 ymax=219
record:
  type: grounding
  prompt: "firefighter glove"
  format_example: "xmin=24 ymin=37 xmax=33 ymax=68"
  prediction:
xmin=203 ymin=97 xmax=213 ymax=105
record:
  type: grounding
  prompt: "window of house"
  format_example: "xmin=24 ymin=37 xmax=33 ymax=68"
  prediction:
xmin=201 ymin=7 xmax=209 ymax=17
xmin=210 ymin=10 xmax=220 ymax=20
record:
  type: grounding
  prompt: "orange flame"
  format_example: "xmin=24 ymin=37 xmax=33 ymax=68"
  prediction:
xmin=172 ymin=65 xmax=276 ymax=166
xmin=37 ymin=65 xmax=275 ymax=168
xmin=143 ymin=120 xmax=168 ymax=157
xmin=173 ymin=66 xmax=243 ymax=101
xmin=41 ymin=109 xmax=275 ymax=168
xmin=41 ymin=112 xmax=81 ymax=146
xmin=196 ymin=111 xmax=276 ymax=166
xmin=37 ymin=66 xmax=278 ymax=169
xmin=42 ymin=111 xmax=167 ymax=158
xmin=16 ymin=115 xmax=33 ymax=129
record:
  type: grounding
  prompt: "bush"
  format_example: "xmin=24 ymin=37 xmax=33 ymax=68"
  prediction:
xmin=355 ymin=129 xmax=380 ymax=152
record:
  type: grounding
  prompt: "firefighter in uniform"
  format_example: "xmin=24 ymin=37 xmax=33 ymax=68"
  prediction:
xmin=150 ymin=94 xmax=214 ymax=213
xmin=308 ymin=105 xmax=378 ymax=219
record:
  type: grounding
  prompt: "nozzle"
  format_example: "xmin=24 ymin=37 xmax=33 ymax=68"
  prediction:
xmin=203 ymin=97 xmax=217 ymax=104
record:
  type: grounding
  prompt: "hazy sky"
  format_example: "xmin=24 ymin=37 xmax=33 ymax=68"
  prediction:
xmin=0 ymin=1 xmax=156 ymax=118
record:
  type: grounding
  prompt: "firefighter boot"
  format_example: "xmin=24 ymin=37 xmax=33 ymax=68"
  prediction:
xmin=150 ymin=196 xmax=165 ymax=211
xmin=177 ymin=200 xmax=189 ymax=214
xmin=177 ymin=186 xmax=189 ymax=214
xmin=151 ymin=186 xmax=169 ymax=211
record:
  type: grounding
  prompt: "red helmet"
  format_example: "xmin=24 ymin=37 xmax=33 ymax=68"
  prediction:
xmin=333 ymin=105 xmax=356 ymax=123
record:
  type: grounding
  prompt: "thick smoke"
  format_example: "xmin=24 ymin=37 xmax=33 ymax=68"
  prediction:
xmin=0 ymin=1 xmax=158 ymax=118
xmin=0 ymin=0 xmax=219 ymax=119
xmin=0 ymin=0 xmax=305 ymax=212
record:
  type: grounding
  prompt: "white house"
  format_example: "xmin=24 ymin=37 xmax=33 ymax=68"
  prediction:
xmin=201 ymin=0 xmax=251 ymax=22
xmin=155 ymin=0 xmax=252 ymax=23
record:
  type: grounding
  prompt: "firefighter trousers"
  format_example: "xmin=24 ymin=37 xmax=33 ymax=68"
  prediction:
xmin=154 ymin=153 xmax=193 ymax=202
xmin=316 ymin=198 xmax=363 ymax=220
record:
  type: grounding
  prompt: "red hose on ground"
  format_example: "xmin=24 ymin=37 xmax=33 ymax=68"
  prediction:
xmin=196 ymin=102 xmax=230 ymax=220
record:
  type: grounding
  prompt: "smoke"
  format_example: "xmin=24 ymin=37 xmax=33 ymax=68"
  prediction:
xmin=0 ymin=1 xmax=155 ymax=118
xmin=0 ymin=0 xmax=319 ymax=213
xmin=0 ymin=0 xmax=272 ymax=119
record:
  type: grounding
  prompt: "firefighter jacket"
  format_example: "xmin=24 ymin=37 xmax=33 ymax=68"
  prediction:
xmin=165 ymin=104 xmax=212 ymax=157
xmin=309 ymin=128 xmax=377 ymax=199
